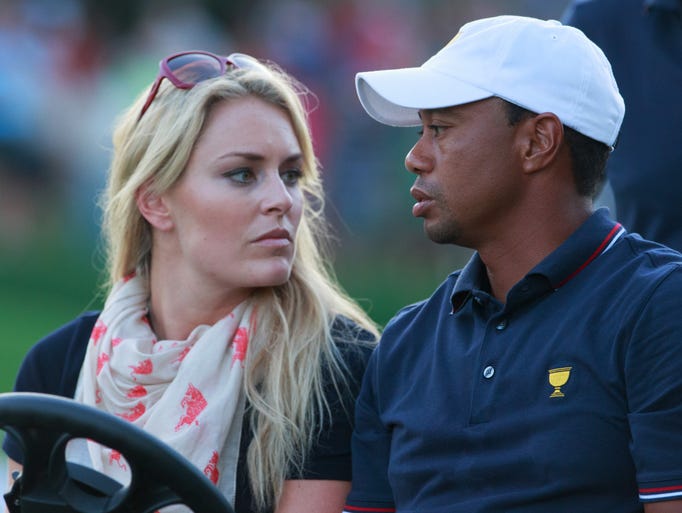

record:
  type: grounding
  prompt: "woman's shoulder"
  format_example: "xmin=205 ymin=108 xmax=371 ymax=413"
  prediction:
xmin=28 ymin=311 xmax=99 ymax=357
xmin=330 ymin=315 xmax=377 ymax=343
xmin=14 ymin=311 xmax=100 ymax=395
xmin=317 ymin=315 xmax=376 ymax=406
xmin=330 ymin=315 xmax=377 ymax=371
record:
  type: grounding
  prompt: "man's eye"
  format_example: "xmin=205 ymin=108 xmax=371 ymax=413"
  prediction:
xmin=416 ymin=125 xmax=445 ymax=137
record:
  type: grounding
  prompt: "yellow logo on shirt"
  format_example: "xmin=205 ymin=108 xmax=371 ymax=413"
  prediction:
xmin=548 ymin=367 xmax=572 ymax=398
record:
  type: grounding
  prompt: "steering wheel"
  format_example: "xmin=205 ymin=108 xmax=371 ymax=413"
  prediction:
xmin=0 ymin=392 xmax=235 ymax=513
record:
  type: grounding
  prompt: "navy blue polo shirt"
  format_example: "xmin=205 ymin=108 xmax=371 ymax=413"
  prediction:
xmin=345 ymin=209 xmax=682 ymax=513
xmin=562 ymin=0 xmax=682 ymax=251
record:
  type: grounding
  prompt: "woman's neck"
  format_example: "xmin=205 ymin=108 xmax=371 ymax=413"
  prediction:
xmin=147 ymin=264 xmax=252 ymax=341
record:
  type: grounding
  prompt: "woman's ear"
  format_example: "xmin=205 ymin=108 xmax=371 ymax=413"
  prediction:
xmin=136 ymin=181 xmax=174 ymax=231
xmin=519 ymin=112 xmax=564 ymax=174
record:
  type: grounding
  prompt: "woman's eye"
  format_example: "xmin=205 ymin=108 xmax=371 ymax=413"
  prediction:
xmin=281 ymin=168 xmax=303 ymax=186
xmin=224 ymin=168 xmax=254 ymax=184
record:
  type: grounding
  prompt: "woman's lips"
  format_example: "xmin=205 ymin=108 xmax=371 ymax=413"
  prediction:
xmin=253 ymin=228 xmax=292 ymax=247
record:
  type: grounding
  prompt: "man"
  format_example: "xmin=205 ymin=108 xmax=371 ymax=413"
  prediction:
xmin=562 ymin=0 xmax=682 ymax=252
xmin=344 ymin=15 xmax=682 ymax=513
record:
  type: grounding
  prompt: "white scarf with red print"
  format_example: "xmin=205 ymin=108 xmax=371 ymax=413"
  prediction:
xmin=73 ymin=272 xmax=254 ymax=509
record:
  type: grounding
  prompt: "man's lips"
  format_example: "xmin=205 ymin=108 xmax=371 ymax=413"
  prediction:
xmin=410 ymin=187 xmax=434 ymax=218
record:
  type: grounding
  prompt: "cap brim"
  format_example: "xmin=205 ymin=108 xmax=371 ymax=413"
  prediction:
xmin=355 ymin=66 xmax=493 ymax=126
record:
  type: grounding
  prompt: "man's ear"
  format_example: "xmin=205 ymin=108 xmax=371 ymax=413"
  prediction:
xmin=136 ymin=181 xmax=174 ymax=231
xmin=519 ymin=112 xmax=564 ymax=174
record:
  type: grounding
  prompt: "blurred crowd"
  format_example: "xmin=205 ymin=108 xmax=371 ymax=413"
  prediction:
xmin=0 ymin=0 xmax=569 ymax=255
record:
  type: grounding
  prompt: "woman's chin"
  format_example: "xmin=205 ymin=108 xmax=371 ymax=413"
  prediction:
xmin=252 ymin=263 xmax=293 ymax=288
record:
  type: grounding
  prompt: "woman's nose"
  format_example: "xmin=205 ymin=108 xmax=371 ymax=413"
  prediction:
xmin=261 ymin=173 xmax=294 ymax=214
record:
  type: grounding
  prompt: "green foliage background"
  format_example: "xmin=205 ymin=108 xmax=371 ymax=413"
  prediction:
xmin=0 ymin=236 xmax=102 ymax=392
xmin=0 ymin=229 xmax=471 ymax=392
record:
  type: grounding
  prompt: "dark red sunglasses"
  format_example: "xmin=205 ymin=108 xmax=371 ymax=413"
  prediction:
xmin=138 ymin=51 xmax=265 ymax=120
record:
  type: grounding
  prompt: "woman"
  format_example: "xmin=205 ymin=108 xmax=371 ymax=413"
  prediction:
xmin=3 ymin=51 xmax=378 ymax=513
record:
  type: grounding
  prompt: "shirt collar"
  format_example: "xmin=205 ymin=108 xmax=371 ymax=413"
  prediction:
xmin=451 ymin=253 xmax=488 ymax=312
xmin=532 ymin=208 xmax=625 ymax=289
xmin=450 ymin=209 xmax=626 ymax=313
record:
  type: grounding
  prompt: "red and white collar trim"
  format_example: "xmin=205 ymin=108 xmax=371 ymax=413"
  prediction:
xmin=555 ymin=223 xmax=625 ymax=289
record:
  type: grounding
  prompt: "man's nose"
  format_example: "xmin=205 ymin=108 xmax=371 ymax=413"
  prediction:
xmin=405 ymin=137 xmax=433 ymax=175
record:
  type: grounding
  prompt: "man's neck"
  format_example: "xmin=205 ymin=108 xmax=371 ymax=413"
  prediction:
xmin=477 ymin=204 xmax=592 ymax=303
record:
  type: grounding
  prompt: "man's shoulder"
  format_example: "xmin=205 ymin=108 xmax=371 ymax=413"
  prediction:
xmin=621 ymin=234 xmax=682 ymax=273
xmin=563 ymin=0 xmax=634 ymax=21
xmin=562 ymin=0 xmax=639 ymax=44
xmin=596 ymin=234 xmax=682 ymax=305
xmin=380 ymin=272 xmax=460 ymax=342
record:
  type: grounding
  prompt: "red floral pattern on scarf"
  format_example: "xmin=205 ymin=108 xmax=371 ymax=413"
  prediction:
xmin=73 ymin=272 xmax=255 ymax=509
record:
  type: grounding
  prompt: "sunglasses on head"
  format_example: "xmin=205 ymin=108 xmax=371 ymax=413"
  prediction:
xmin=138 ymin=51 xmax=265 ymax=120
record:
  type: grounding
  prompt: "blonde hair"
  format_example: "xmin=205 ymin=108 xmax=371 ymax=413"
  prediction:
xmin=100 ymin=57 xmax=378 ymax=509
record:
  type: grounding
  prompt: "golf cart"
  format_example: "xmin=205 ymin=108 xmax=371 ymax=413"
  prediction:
xmin=0 ymin=392 xmax=234 ymax=513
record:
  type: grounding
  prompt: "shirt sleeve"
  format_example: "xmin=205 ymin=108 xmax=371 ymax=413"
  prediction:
xmin=344 ymin=345 xmax=395 ymax=513
xmin=625 ymin=269 xmax=682 ymax=502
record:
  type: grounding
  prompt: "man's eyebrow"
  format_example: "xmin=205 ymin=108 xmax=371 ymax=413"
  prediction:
xmin=428 ymin=107 xmax=455 ymax=116
xmin=419 ymin=107 xmax=462 ymax=121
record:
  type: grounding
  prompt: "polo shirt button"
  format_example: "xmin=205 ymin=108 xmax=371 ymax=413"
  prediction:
xmin=496 ymin=319 xmax=508 ymax=331
xmin=483 ymin=366 xmax=495 ymax=379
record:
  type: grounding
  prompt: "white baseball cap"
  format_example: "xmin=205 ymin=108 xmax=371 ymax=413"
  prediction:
xmin=355 ymin=15 xmax=625 ymax=147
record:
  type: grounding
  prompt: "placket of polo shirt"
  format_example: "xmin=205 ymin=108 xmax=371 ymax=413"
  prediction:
xmin=468 ymin=295 xmax=506 ymax=425
xmin=467 ymin=274 xmax=553 ymax=426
